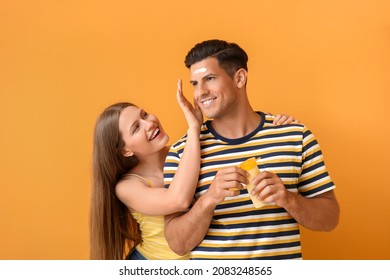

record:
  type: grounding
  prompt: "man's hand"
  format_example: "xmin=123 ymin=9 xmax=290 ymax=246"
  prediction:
xmin=203 ymin=166 xmax=248 ymax=205
xmin=250 ymin=171 xmax=292 ymax=208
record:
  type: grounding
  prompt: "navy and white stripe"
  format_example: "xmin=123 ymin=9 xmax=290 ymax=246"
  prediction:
xmin=164 ymin=112 xmax=335 ymax=259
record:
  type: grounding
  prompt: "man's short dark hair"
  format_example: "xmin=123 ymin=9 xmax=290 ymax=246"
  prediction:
xmin=184 ymin=39 xmax=248 ymax=77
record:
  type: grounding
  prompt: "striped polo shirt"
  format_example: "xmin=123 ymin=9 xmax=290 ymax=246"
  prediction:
xmin=164 ymin=112 xmax=335 ymax=259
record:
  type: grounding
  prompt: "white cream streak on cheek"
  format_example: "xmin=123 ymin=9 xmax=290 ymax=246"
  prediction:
xmin=192 ymin=67 xmax=207 ymax=75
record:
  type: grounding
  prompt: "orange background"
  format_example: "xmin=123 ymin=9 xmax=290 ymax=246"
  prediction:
xmin=1 ymin=0 xmax=389 ymax=259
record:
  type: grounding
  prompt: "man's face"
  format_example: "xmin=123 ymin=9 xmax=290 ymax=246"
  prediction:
xmin=189 ymin=57 xmax=239 ymax=119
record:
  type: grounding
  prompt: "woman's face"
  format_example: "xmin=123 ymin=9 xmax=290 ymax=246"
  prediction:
xmin=118 ymin=106 xmax=169 ymax=158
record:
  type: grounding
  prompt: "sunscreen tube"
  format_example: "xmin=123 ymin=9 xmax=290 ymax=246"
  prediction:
xmin=239 ymin=157 xmax=267 ymax=208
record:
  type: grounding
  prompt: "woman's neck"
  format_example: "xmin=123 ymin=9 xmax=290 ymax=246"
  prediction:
xmin=130 ymin=146 xmax=170 ymax=178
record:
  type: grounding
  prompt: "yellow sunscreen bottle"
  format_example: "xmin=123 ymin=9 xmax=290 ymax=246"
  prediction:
xmin=239 ymin=157 xmax=267 ymax=208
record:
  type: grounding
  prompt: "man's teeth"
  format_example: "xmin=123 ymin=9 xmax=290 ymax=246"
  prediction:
xmin=202 ymin=99 xmax=214 ymax=105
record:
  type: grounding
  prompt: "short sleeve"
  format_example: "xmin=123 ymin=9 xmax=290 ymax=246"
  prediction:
xmin=298 ymin=126 xmax=335 ymax=197
xmin=163 ymin=144 xmax=181 ymax=189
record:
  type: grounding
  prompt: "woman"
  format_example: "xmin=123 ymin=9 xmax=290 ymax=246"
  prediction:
xmin=90 ymin=80 xmax=297 ymax=260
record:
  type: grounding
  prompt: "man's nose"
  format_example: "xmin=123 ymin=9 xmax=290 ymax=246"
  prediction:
xmin=196 ymin=82 xmax=209 ymax=98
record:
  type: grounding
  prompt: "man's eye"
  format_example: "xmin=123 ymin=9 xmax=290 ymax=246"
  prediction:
xmin=207 ymin=76 xmax=214 ymax=81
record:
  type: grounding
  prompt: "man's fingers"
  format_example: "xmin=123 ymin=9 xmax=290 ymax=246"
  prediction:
xmin=251 ymin=171 xmax=274 ymax=185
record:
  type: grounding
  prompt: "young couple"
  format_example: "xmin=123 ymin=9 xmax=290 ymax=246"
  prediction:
xmin=90 ymin=39 xmax=339 ymax=260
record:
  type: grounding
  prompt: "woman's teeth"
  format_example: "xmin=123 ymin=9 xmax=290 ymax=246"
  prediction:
xmin=150 ymin=129 xmax=160 ymax=140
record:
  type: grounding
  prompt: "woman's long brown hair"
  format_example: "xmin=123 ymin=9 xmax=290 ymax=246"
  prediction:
xmin=90 ymin=102 xmax=141 ymax=259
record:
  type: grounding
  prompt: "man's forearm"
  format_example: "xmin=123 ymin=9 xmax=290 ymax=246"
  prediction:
xmin=165 ymin=194 xmax=216 ymax=256
xmin=285 ymin=190 xmax=340 ymax=231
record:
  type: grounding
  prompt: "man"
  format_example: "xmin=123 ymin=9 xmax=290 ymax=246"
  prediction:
xmin=163 ymin=39 xmax=339 ymax=259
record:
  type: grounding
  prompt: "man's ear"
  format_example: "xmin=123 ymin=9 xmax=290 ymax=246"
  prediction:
xmin=235 ymin=68 xmax=248 ymax=88
xmin=122 ymin=149 xmax=134 ymax=157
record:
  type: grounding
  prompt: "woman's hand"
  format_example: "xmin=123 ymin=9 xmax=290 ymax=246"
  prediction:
xmin=176 ymin=79 xmax=203 ymax=131
xmin=273 ymin=113 xmax=299 ymax=125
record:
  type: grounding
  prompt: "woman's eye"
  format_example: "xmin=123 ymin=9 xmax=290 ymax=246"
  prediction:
xmin=141 ymin=110 xmax=148 ymax=119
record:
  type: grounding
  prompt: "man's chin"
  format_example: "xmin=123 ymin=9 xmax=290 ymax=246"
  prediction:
xmin=202 ymin=110 xmax=216 ymax=119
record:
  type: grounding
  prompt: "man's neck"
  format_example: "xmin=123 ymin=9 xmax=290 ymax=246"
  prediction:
xmin=210 ymin=110 xmax=261 ymax=139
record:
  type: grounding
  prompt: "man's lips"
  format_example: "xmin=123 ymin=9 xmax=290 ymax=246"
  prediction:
xmin=200 ymin=97 xmax=216 ymax=106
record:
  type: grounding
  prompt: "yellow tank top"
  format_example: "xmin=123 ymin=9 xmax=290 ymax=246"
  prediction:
xmin=126 ymin=174 xmax=189 ymax=260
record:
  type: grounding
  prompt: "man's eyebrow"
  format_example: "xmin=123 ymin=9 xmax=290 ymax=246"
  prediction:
xmin=202 ymin=73 xmax=214 ymax=79
xmin=190 ymin=73 xmax=215 ymax=85
xmin=200 ymin=73 xmax=215 ymax=82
